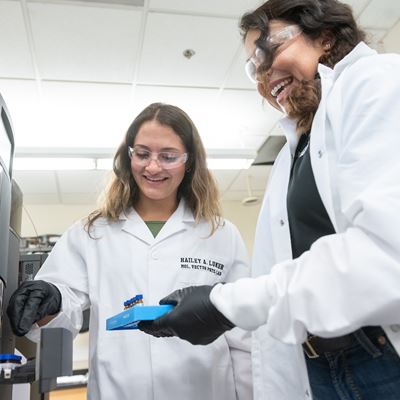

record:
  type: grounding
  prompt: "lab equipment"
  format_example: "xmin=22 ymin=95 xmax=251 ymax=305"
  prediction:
xmin=0 ymin=93 xmax=73 ymax=399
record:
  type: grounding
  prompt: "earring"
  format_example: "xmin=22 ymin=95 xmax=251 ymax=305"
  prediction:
xmin=324 ymin=42 xmax=331 ymax=50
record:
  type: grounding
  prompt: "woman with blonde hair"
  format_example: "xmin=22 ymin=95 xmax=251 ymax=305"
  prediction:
xmin=7 ymin=103 xmax=252 ymax=400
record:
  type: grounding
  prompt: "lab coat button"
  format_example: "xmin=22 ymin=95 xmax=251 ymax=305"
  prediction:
xmin=151 ymin=252 xmax=159 ymax=260
xmin=390 ymin=324 xmax=400 ymax=333
xmin=279 ymin=219 xmax=285 ymax=226
xmin=318 ymin=150 xmax=323 ymax=158
xmin=305 ymin=389 xmax=310 ymax=398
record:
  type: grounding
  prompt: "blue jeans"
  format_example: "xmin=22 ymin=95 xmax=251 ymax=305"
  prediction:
xmin=306 ymin=330 xmax=400 ymax=400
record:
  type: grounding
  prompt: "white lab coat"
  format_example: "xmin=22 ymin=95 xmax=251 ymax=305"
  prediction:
xmin=27 ymin=200 xmax=253 ymax=400
xmin=211 ymin=42 xmax=400 ymax=399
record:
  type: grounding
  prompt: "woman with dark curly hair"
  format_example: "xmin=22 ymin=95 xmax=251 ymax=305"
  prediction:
xmin=6 ymin=103 xmax=253 ymax=400
xmin=139 ymin=1 xmax=400 ymax=399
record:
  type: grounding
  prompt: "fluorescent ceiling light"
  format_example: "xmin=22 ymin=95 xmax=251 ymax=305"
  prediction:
xmin=13 ymin=158 xmax=95 ymax=171
xmin=96 ymin=158 xmax=113 ymax=170
xmin=206 ymin=148 xmax=256 ymax=170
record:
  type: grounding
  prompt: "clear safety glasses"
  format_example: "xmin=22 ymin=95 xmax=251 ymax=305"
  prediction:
xmin=128 ymin=146 xmax=188 ymax=170
xmin=245 ymin=25 xmax=302 ymax=83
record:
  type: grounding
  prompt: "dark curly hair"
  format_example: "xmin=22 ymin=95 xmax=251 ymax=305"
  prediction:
xmin=239 ymin=0 xmax=366 ymax=133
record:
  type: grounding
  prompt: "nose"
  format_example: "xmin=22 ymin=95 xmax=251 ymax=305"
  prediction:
xmin=145 ymin=157 xmax=163 ymax=172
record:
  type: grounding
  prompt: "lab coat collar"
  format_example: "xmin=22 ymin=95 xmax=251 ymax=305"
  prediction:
xmin=279 ymin=117 xmax=298 ymax=156
xmin=319 ymin=41 xmax=377 ymax=81
xmin=120 ymin=199 xmax=194 ymax=245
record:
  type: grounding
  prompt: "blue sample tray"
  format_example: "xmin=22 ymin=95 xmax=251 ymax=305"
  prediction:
xmin=106 ymin=305 xmax=174 ymax=330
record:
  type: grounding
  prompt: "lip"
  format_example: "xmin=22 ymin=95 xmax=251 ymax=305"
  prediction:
xmin=276 ymin=83 xmax=293 ymax=103
xmin=143 ymin=175 xmax=168 ymax=184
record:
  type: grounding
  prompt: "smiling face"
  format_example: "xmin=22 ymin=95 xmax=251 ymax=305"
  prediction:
xmin=244 ymin=19 xmax=325 ymax=112
xmin=131 ymin=120 xmax=187 ymax=212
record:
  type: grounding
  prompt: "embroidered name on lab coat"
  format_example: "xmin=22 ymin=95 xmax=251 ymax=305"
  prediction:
xmin=180 ymin=257 xmax=224 ymax=276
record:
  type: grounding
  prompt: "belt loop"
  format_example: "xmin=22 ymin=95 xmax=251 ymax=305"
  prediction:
xmin=354 ymin=328 xmax=382 ymax=358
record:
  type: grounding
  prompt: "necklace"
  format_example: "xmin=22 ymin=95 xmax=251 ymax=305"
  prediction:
xmin=297 ymin=134 xmax=310 ymax=158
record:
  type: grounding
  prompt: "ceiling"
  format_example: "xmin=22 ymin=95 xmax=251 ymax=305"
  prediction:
xmin=1 ymin=0 xmax=399 ymax=205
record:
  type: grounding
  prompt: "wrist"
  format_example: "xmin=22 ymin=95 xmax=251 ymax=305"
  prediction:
xmin=37 ymin=314 xmax=58 ymax=327
xmin=210 ymin=276 xmax=273 ymax=331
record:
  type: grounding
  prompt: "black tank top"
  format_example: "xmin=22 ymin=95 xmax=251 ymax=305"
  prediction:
xmin=287 ymin=134 xmax=335 ymax=259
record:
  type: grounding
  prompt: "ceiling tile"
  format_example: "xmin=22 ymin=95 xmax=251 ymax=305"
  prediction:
xmin=229 ymin=166 xmax=271 ymax=192
xmin=35 ymin=81 xmax=134 ymax=148
xmin=149 ymin=0 xmax=261 ymax=17
xmin=133 ymin=85 xmax=218 ymax=115
xmin=138 ymin=13 xmax=240 ymax=87
xmin=215 ymin=89 xmax=281 ymax=148
xmin=357 ymin=0 xmax=400 ymax=29
xmin=367 ymin=28 xmax=389 ymax=43
xmin=343 ymin=0 xmax=371 ymax=18
xmin=13 ymin=170 xmax=58 ymax=193
xmin=383 ymin=19 xmax=400 ymax=54
xmin=28 ymin=2 xmax=143 ymax=82
xmin=366 ymin=28 xmax=389 ymax=52
xmin=0 ymin=1 xmax=35 ymax=78
xmin=0 ymin=79 xmax=41 ymax=144
xmin=57 ymin=170 xmax=109 ymax=194
xmin=134 ymin=85 xmax=278 ymax=150
xmin=240 ymin=134 xmax=270 ymax=150
xmin=225 ymin=47 xmax=256 ymax=90
xmin=133 ymin=85 xmax=221 ymax=147
xmin=211 ymin=169 xmax=241 ymax=193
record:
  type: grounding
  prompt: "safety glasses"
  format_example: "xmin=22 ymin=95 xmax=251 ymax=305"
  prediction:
xmin=245 ymin=25 xmax=302 ymax=83
xmin=128 ymin=146 xmax=188 ymax=170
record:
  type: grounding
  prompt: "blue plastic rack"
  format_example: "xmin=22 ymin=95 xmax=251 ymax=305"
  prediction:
xmin=106 ymin=305 xmax=174 ymax=331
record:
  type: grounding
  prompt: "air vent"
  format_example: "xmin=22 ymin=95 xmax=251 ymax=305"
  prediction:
xmin=252 ymin=135 xmax=286 ymax=166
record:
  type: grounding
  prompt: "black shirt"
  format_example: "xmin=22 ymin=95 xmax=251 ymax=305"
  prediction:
xmin=287 ymin=134 xmax=335 ymax=259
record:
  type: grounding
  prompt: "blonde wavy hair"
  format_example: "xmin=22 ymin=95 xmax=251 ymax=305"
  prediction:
xmin=85 ymin=103 xmax=222 ymax=235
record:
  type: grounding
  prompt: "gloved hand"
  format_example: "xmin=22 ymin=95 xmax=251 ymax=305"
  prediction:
xmin=7 ymin=280 xmax=62 ymax=336
xmin=138 ymin=285 xmax=234 ymax=345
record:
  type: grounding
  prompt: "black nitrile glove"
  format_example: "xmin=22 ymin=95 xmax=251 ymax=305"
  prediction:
xmin=7 ymin=280 xmax=62 ymax=336
xmin=138 ymin=285 xmax=234 ymax=345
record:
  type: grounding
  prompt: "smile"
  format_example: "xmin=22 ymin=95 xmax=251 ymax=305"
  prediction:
xmin=144 ymin=176 xmax=168 ymax=183
xmin=271 ymin=78 xmax=293 ymax=98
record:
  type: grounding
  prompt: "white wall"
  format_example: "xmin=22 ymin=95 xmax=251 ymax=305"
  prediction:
xmin=222 ymin=200 xmax=261 ymax=256
xmin=21 ymin=204 xmax=95 ymax=237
